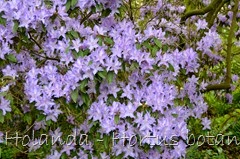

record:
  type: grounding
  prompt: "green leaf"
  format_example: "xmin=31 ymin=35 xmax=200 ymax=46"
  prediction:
xmin=155 ymin=146 xmax=162 ymax=153
xmin=130 ymin=61 xmax=139 ymax=71
xmin=0 ymin=92 xmax=7 ymax=97
xmin=107 ymin=71 xmax=114 ymax=84
xmin=0 ymin=113 xmax=4 ymax=123
xmin=6 ymin=54 xmax=17 ymax=63
xmin=13 ymin=21 xmax=19 ymax=33
xmin=78 ymin=49 xmax=90 ymax=57
xmin=102 ymin=8 xmax=111 ymax=17
xmin=142 ymin=41 xmax=151 ymax=50
xmin=98 ymin=38 xmax=102 ymax=46
xmin=37 ymin=114 xmax=45 ymax=121
xmin=103 ymin=135 xmax=109 ymax=149
xmin=65 ymin=46 xmax=71 ymax=53
xmin=71 ymin=89 xmax=79 ymax=103
xmin=151 ymin=46 xmax=158 ymax=57
xmin=162 ymin=45 xmax=168 ymax=52
xmin=136 ymin=43 xmax=141 ymax=49
xmin=0 ymin=14 xmax=6 ymax=26
xmin=16 ymin=41 xmax=22 ymax=53
xmin=168 ymin=63 xmax=175 ymax=72
xmin=65 ymin=0 xmax=71 ymax=11
xmin=172 ymin=114 xmax=178 ymax=118
xmin=98 ymin=70 xmax=107 ymax=79
xmin=82 ymin=93 xmax=90 ymax=106
xmin=80 ymin=79 xmax=88 ymax=93
xmin=71 ymin=0 xmax=78 ymax=7
xmin=24 ymin=114 xmax=32 ymax=125
xmin=88 ymin=60 xmax=93 ymax=66
xmin=114 ymin=115 xmax=120 ymax=124
xmin=46 ymin=120 xmax=52 ymax=126
xmin=72 ymin=50 xmax=78 ymax=59
xmin=153 ymin=38 xmax=162 ymax=48
xmin=70 ymin=31 xmax=79 ymax=38
xmin=104 ymin=37 xmax=114 ymax=45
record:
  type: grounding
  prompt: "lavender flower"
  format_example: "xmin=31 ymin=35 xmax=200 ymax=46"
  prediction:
xmin=0 ymin=97 xmax=11 ymax=115
xmin=201 ymin=117 xmax=211 ymax=130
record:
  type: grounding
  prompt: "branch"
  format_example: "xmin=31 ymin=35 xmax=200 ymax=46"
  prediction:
xmin=129 ymin=0 xmax=134 ymax=23
xmin=206 ymin=0 xmax=226 ymax=27
xmin=180 ymin=0 xmax=222 ymax=24
xmin=30 ymin=51 xmax=60 ymax=62
xmin=27 ymin=32 xmax=60 ymax=62
xmin=226 ymin=0 xmax=238 ymax=84
xmin=203 ymin=0 xmax=239 ymax=92
xmin=202 ymin=83 xmax=230 ymax=93
xmin=28 ymin=32 xmax=42 ymax=49
xmin=80 ymin=11 xmax=93 ymax=25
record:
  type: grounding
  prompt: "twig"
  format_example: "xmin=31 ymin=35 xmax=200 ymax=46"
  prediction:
xmin=206 ymin=0 xmax=226 ymax=27
xmin=129 ymin=0 xmax=134 ymax=24
xmin=28 ymin=32 xmax=42 ymax=49
xmin=30 ymin=51 xmax=60 ymax=62
xmin=22 ymin=48 xmax=60 ymax=62
xmin=80 ymin=11 xmax=93 ymax=25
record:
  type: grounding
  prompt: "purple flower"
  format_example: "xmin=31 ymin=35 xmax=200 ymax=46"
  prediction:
xmin=28 ymin=139 xmax=41 ymax=152
xmin=0 ymin=131 xmax=4 ymax=143
xmin=100 ymin=116 xmax=116 ymax=134
xmin=61 ymin=144 xmax=75 ymax=156
xmin=72 ymin=39 xmax=81 ymax=52
xmin=0 ymin=97 xmax=11 ymax=115
xmin=34 ymin=120 xmax=47 ymax=130
xmin=100 ymin=152 xmax=110 ymax=159
xmin=201 ymin=117 xmax=211 ymax=130
xmin=232 ymin=74 xmax=239 ymax=82
xmin=120 ymin=103 xmax=136 ymax=118
xmin=225 ymin=93 xmax=233 ymax=104
xmin=135 ymin=112 xmax=155 ymax=132
xmin=45 ymin=104 xmax=62 ymax=122
xmin=46 ymin=150 xmax=62 ymax=159
xmin=172 ymin=140 xmax=187 ymax=158
xmin=67 ymin=115 xmax=75 ymax=125
xmin=105 ymin=57 xmax=121 ymax=74
xmin=85 ymin=36 xmax=99 ymax=51
xmin=195 ymin=19 xmax=208 ymax=30
xmin=2 ymin=65 xmax=18 ymax=78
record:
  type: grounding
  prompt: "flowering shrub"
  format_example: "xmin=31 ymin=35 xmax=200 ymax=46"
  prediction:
xmin=0 ymin=0 xmax=239 ymax=158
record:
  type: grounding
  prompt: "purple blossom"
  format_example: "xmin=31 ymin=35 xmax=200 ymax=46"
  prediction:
xmin=120 ymin=103 xmax=136 ymax=118
xmin=2 ymin=65 xmax=18 ymax=78
xmin=28 ymin=139 xmax=41 ymax=152
xmin=0 ymin=131 xmax=3 ymax=143
xmin=226 ymin=93 xmax=233 ymax=104
xmin=201 ymin=117 xmax=211 ymax=130
xmin=34 ymin=120 xmax=47 ymax=130
xmin=46 ymin=150 xmax=62 ymax=159
xmin=195 ymin=19 xmax=208 ymax=30
xmin=61 ymin=144 xmax=75 ymax=156
xmin=72 ymin=39 xmax=81 ymax=52
xmin=0 ymin=97 xmax=11 ymax=115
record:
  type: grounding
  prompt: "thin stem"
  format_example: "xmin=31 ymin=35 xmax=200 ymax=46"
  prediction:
xmin=28 ymin=32 xmax=42 ymax=49
xmin=80 ymin=11 xmax=93 ymax=25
